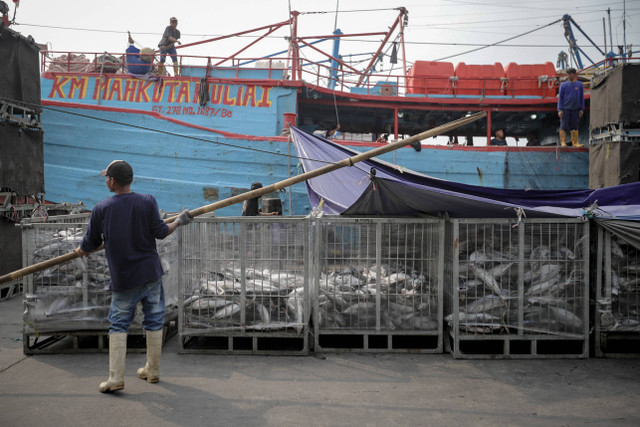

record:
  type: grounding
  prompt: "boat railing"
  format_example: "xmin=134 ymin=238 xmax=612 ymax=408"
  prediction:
xmin=40 ymin=48 xmax=632 ymax=100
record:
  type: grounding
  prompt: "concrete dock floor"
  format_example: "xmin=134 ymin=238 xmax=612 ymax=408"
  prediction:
xmin=1 ymin=295 xmax=639 ymax=427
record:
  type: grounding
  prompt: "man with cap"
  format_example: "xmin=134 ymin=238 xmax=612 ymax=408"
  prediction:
xmin=557 ymin=68 xmax=585 ymax=147
xmin=490 ymin=128 xmax=507 ymax=146
xmin=158 ymin=17 xmax=181 ymax=76
xmin=75 ymin=160 xmax=192 ymax=393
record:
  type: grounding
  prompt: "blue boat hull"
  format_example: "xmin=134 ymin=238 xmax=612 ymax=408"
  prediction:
xmin=40 ymin=73 xmax=588 ymax=215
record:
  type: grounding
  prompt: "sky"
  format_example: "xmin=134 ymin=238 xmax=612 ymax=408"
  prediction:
xmin=8 ymin=0 xmax=639 ymax=70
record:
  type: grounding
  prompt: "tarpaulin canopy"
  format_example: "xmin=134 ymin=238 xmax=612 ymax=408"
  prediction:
xmin=290 ymin=127 xmax=640 ymax=219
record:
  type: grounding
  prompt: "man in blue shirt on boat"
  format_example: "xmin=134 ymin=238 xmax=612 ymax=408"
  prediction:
xmin=75 ymin=160 xmax=192 ymax=393
xmin=490 ymin=128 xmax=507 ymax=146
xmin=158 ymin=17 xmax=181 ymax=76
xmin=557 ymin=68 xmax=585 ymax=147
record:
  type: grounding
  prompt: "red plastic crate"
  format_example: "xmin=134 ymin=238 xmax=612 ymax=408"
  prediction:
xmin=453 ymin=62 xmax=505 ymax=96
xmin=407 ymin=61 xmax=454 ymax=95
xmin=505 ymin=62 xmax=557 ymax=97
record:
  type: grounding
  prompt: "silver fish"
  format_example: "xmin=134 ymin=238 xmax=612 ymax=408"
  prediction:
xmin=469 ymin=264 xmax=504 ymax=298
xmin=548 ymin=306 xmax=583 ymax=330
xmin=463 ymin=294 xmax=506 ymax=314
xmin=342 ymin=301 xmax=376 ymax=315
xmin=488 ymin=262 xmax=515 ymax=278
xmin=190 ymin=297 xmax=232 ymax=310
xmin=213 ymin=303 xmax=242 ymax=320
xmin=525 ymin=277 xmax=560 ymax=296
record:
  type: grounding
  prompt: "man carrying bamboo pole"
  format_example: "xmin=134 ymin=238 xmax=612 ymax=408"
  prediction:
xmin=75 ymin=160 xmax=192 ymax=393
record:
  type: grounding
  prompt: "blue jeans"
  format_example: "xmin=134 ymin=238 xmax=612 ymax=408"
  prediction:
xmin=108 ymin=278 xmax=165 ymax=334
xmin=159 ymin=46 xmax=178 ymax=63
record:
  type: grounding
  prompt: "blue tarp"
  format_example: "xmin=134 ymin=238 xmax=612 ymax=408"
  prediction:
xmin=290 ymin=127 xmax=640 ymax=219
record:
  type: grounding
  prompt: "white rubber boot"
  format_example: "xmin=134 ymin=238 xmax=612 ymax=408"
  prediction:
xmin=99 ymin=332 xmax=127 ymax=393
xmin=137 ymin=329 xmax=163 ymax=383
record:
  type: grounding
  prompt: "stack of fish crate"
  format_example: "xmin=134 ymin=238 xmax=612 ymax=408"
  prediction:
xmin=595 ymin=226 xmax=640 ymax=357
xmin=445 ymin=218 xmax=589 ymax=359
xmin=313 ymin=217 xmax=444 ymax=353
xmin=21 ymin=214 xmax=179 ymax=354
xmin=178 ymin=217 xmax=310 ymax=355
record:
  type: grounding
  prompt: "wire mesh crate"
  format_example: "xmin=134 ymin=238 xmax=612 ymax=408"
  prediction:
xmin=313 ymin=217 xmax=444 ymax=353
xmin=595 ymin=226 xmax=640 ymax=357
xmin=2 ymin=214 xmax=91 ymax=301
xmin=20 ymin=215 xmax=179 ymax=353
xmin=445 ymin=218 xmax=589 ymax=359
xmin=178 ymin=217 xmax=310 ymax=355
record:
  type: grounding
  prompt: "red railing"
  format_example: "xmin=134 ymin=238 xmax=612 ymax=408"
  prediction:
xmin=40 ymin=48 xmax=637 ymax=99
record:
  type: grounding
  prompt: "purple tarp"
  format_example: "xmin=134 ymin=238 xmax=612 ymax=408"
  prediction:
xmin=291 ymin=127 xmax=640 ymax=220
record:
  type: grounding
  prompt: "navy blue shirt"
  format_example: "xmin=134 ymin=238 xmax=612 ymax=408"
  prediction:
xmin=557 ymin=80 xmax=585 ymax=111
xmin=81 ymin=193 xmax=169 ymax=292
xmin=490 ymin=138 xmax=507 ymax=146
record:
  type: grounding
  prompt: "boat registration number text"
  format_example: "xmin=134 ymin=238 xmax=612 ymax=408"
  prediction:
xmin=151 ymin=105 xmax=232 ymax=117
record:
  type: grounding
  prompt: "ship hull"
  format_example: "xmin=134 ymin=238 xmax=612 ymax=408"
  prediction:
xmin=40 ymin=73 xmax=588 ymax=215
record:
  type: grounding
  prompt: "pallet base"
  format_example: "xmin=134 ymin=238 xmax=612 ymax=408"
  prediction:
xmin=0 ymin=280 xmax=22 ymax=301
xmin=446 ymin=331 xmax=588 ymax=359
xmin=314 ymin=331 xmax=442 ymax=353
xmin=179 ymin=331 xmax=309 ymax=355
xmin=596 ymin=332 xmax=640 ymax=358
xmin=23 ymin=320 xmax=177 ymax=355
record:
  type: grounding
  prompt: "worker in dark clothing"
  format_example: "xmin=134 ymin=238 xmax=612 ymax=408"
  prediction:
xmin=242 ymin=182 xmax=278 ymax=216
xmin=75 ymin=160 xmax=192 ymax=393
xmin=557 ymin=68 xmax=584 ymax=147
xmin=158 ymin=17 xmax=181 ymax=76
xmin=490 ymin=128 xmax=507 ymax=146
xmin=325 ymin=124 xmax=341 ymax=139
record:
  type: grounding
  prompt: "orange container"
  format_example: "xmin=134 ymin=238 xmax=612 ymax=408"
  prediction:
xmin=283 ymin=112 xmax=297 ymax=129
xmin=453 ymin=62 xmax=505 ymax=96
xmin=505 ymin=62 xmax=557 ymax=97
xmin=407 ymin=61 xmax=454 ymax=95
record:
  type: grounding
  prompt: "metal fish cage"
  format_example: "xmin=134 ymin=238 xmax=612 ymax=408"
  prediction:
xmin=20 ymin=214 xmax=179 ymax=354
xmin=595 ymin=226 xmax=640 ymax=357
xmin=178 ymin=216 xmax=310 ymax=355
xmin=445 ymin=218 xmax=589 ymax=359
xmin=312 ymin=217 xmax=444 ymax=353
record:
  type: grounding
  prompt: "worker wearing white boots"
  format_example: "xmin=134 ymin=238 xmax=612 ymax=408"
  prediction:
xmin=75 ymin=160 xmax=192 ymax=393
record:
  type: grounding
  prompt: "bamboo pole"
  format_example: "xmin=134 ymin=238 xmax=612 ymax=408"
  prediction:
xmin=0 ymin=111 xmax=485 ymax=284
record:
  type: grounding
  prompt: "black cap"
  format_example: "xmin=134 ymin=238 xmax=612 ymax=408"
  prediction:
xmin=250 ymin=182 xmax=263 ymax=190
xmin=566 ymin=68 xmax=577 ymax=74
xmin=101 ymin=160 xmax=133 ymax=185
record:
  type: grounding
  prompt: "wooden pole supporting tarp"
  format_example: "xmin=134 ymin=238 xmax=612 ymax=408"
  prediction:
xmin=0 ymin=111 xmax=486 ymax=284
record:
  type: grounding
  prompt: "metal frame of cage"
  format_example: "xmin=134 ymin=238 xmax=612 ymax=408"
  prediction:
xmin=177 ymin=216 xmax=311 ymax=355
xmin=20 ymin=215 xmax=179 ymax=354
xmin=1 ymin=214 xmax=92 ymax=302
xmin=595 ymin=226 xmax=640 ymax=357
xmin=312 ymin=216 xmax=445 ymax=353
xmin=445 ymin=218 xmax=590 ymax=359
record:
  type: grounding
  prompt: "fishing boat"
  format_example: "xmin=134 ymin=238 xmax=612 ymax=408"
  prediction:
xmin=37 ymin=8 xmax=595 ymax=216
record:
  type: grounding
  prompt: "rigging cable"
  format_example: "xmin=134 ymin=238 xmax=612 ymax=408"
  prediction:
xmin=433 ymin=18 xmax=562 ymax=61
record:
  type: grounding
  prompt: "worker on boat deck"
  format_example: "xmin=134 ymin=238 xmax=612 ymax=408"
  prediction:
xmin=490 ymin=128 xmax=507 ymax=146
xmin=158 ymin=17 xmax=181 ymax=76
xmin=75 ymin=160 xmax=192 ymax=393
xmin=242 ymin=182 xmax=278 ymax=216
xmin=125 ymin=34 xmax=155 ymax=75
xmin=557 ymin=68 xmax=584 ymax=147
xmin=325 ymin=123 xmax=341 ymax=139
